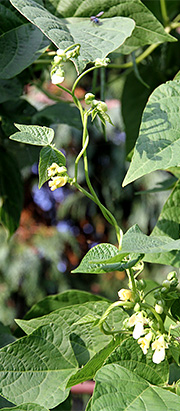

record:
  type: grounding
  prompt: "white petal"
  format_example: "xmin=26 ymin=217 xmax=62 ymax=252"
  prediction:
xmin=152 ymin=348 xmax=165 ymax=364
xmin=133 ymin=322 xmax=144 ymax=339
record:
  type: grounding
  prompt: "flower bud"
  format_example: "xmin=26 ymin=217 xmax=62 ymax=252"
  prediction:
xmin=94 ymin=57 xmax=110 ymax=67
xmin=85 ymin=93 xmax=95 ymax=105
xmin=155 ymin=304 xmax=164 ymax=314
xmin=162 ymin=280 xmax=171 ymax=289
xmin=56 ymin=49 xmax=67 ymax=61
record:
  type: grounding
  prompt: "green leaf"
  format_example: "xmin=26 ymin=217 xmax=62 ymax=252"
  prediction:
xmin=24 ymin=290 xmax=110 ymax=320
xmin=10 ymin=124 xmax=54 ymax=146
xmin=71 ymin=243 xmax=121 ymax=274
xmin=67 ymin=335 xmax=126 ymax=388
xmin=38 ymin=145 xmax=66 ymax=188
xmin=0 ymin=404 xmax=49 ymax=411
xmin=123 ymin=80 xmax=180 ymax=187
xmin=0 ymin=78 xmax=23 ymax=103
xmin=0 ymin=147 xmax=23 ymax=236
xmin=105 ymin=337 xmax=169 ymax=385
xmin=171 ymin=298 xmax=180 ymax=321
xmin=0 ymin=324 xmax=77 ymax=408
xmin=73 ymin=0 xmax=175 ymax=54
xmin=15 ymin=301 xmax=126 ymax=365
xmin=0 ymin=24 xmax=49 ymax=79
xmin=91 ymin=364 xmax=180 ymax=410
xmin=76 ymin=225 xmax=180 ymax=272
xmin=122 ymin=65 xmax=162 ymax=155
xmin=32 ymin=101 xmax=82 ymax=130
xmin=10 ymin=0 xmax=135 ymax=72
xmin=0 ymin=322 xmax=16 ymax=349
xmin=144 ymin=179 xmax=180 ymax=266
xmin=0 ymin=0 xmax=24 ymax=34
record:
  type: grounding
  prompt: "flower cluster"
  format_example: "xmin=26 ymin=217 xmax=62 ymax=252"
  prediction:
xmin=127 ymin=310 xmax=168 ymax=364
xmin=47 ymin=162 xmax=68 ymax=191
xmin=51 ymin=45 xmax=80 ymax=84
xmin=85 ymin=93 xmax=113 ymax=126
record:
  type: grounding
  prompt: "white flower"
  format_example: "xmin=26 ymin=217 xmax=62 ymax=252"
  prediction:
xmin=152 ymin=335 xmax=168 ymax=364
xmin=138 ymin=332 xmax=152 ymax=355
xmin=51 ymin=68 xmax=65 ymax=85
xmin=118 ymin=288 xmax=133 ymax=302
xmin=129 ymin=312 xmax=148 ymax=340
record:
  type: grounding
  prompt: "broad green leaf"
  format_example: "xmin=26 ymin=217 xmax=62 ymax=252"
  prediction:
xmin=0 ymin=322 xmax=16 ymax=349
xmin=0 ymin=78 xmax=23 ymax=103
xmin=67 ymin=335 xmax=127 ymax=388
xmin=123 ymin=80 xmax=180 ymax=187
xmin=91 ymin=364 xmax=180 ymax=410
xmin=0 ymin=0 xmax=24 ymax=34
xmin=74 ymin=225 xmax=180 ymax=273
xmin=105 ymin=337 xmax=169 ymax=385
xmin=24 ymin=290 xmax=110 ymax=320
xmin=38 ymin=145 xmax=66 ymax=188
xmin=144 ymin=180 xmax=180 ymax=266
xmin=122 ymin=65 xmax=162 ymax=155
xmin=10 ymin=124 xmax=54 ymax=146
xmin=71 ymin=243 xmax=122 ymax=274
xmin=0 ymin=404 xmax=49 ymax=411
xmin=0 ymin=147 xmax=23 ymax=236
xmin=0 ymin=324 xmax=77 ymax=408
xmin=0 ymin=24 xmax=49 ymax=79
xmin=15 ymin=301 xmax=127 ymax=365
xmin=10 ymin=0 xmax=135 ymax=72
xmin=32 ymin=101 xmax=82 ymax=130
xmin=73 ymin=0 xmax=176 ymax=54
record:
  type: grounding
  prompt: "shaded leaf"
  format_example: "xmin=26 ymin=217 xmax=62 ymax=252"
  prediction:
xmin=10 ymin=124 xmax=54 ymax=146
xmin=0 ymin=324 xmax=77 ymax=408
xmin=38 ymin=145 xmax=66 ymax=188
xmin=0 ymin=24 xmax=49 ymax=79
xmin=0 ymin=78 xmax=23 ymax=103
xmin=123 ymin=80 xmax=180 ymax=187
xmin=32 ymin=101 xmax=82 ymax=130
xmin=10 ymin=0 xmax=135 ymax=72
xmin=91 ymin=364 xmax=180 ymax=410
xmin=0 ymin=322 xmax=16 ymax=349
xmin=24 ymin=290 xmax=110 ymax=320
xmin=0 ymin=147 xmax=23 ymax=236
xmin=144 ymin=179 xmax=180 ymax=266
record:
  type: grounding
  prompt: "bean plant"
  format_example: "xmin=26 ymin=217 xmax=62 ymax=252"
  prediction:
xmin=0 ymin=0 xmax=180 ymax=410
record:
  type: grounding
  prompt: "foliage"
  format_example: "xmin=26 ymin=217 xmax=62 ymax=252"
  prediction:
xmin=0 ymin=0 xmax=180 ymax=410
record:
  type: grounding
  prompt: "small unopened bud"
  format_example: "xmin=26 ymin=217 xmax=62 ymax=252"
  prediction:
xmin=162 ymin=280 xmax=171 ymax=289
xmin=85 ymin=93 xmax=95 ymax=105
xmin=155 ymin=304 xmax=164 ymax=314
xmin=134 ymin=303 xmax=141 ymax=312
xmin=94 ymin=57 xmax=110 ymax=67
xmin=56 ymin=49 xmax=67 ymax=61
xmin=51 ymin=68 xmax=65 ymax=84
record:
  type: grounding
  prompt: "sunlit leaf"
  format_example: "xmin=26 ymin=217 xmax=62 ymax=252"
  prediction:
xmin=10 ymin=124 xmax=54 ymax=146
xmin=123 ymin=80 xmax=180 ymax=186
xmin=10 ymin=0 xmax=135 ymax=72
xmin=90 ymin=364 xmax=180 ymax=410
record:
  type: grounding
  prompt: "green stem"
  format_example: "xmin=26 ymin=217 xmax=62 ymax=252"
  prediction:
xmin=141 ymin=303 xmax=165 ymax=334
xmin=82 ymin=113 xmax=121 ymax=244
xmin=126 ymin=268 xmax=138 ymax=297
xmin=72 ymin=66 xmax=97 ymax=95
xmin=100 ymin=67 xmax=106 ymax=101
xmin=98 ymin=301 xmax=134 ymax=327
xmin=74 ymin=133 xmax=89 ymax=182
xmin=160 ymin=0 xmax=169 ymax=25
xmin=92 ymin=68 xmax=98 ymax=94
xmin=109 ymin=44 xmax=159 ymax=70
xmin=56 ymin=84 xmax=73 ymax=97
xmin=143 ymin=286 xmax=162 ymax=300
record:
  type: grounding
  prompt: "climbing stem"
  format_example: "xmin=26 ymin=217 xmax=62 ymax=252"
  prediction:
xmin=160 ymin=0 xmax=169 ymax=25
